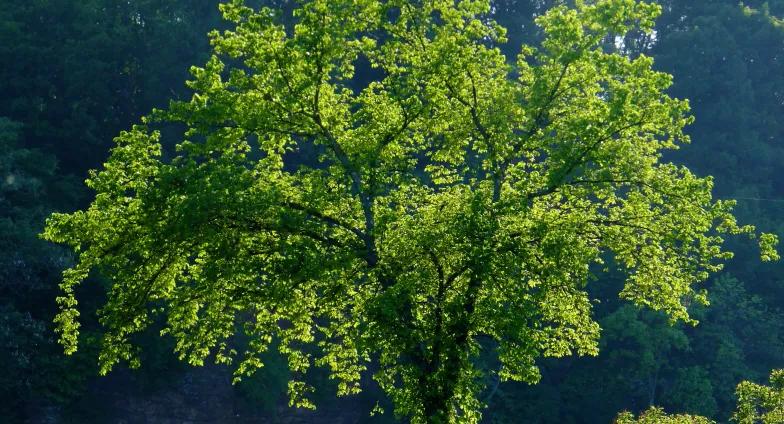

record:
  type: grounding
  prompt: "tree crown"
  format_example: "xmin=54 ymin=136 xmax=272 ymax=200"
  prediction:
xmin=43 ymin=0 xmax=778 ymax=422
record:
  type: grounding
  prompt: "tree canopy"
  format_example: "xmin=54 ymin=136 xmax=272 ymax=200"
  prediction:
xmin=42 ymin=0 xmax=778 ymax=422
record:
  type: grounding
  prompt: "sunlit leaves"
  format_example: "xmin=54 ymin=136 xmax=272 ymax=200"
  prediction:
xmin=735 ymin=369 xmax=784 ymax=424
xmin=42 ymin=0 xmax=777 ymax=422
xmin=616 ymin=407 xmax=715 ymax=424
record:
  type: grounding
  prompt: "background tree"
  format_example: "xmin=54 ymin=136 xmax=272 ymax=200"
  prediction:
xmin=0 ymin=117 xmax=87 ymax=420
xmin=616 ymin=407 xmax=713 ymax=424
xmin=0 ymin=1 xmax=236 ymax=420
xmin=616 ymin=368 xmax=784 ymax=424
xmin=0 ymin=0 xmax=230 ymax=173
xmin=735 ymin=369 xmax=784 ymax=424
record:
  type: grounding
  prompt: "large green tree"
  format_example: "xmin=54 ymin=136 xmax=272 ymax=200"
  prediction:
xmin=43 ymin=0 xmax=777 ymax=422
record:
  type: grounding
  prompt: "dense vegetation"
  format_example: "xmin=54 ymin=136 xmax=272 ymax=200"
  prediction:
xmin=2 ymin=0 xmax=784 ymax=422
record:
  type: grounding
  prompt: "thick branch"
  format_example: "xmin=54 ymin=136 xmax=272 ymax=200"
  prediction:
xmin=281 ymin=201 xmax=366 ymax=242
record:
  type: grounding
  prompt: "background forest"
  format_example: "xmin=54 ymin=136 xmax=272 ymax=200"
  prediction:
xmin=2 ymin=0 xmax=783 ymax=422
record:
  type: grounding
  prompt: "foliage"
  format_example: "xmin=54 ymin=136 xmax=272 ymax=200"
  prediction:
xmin=42 ymin=0 xmax=777 ymax=422
xmin=653 ymin=0 xmax=784 ymax=217
xmin=0 ymin=0 xmax=778 ymax=421
xmin=616 ymin=406 xmax=714 ymax=424
xmin=0 ymin=0 xmax=226 ymax=172
xmin=617 ymin=369 xmax=784 ymax=424
xmin=600 ymin=306 xmax=690 ymax=406
xmin=735 ymin=370 xmax=784 ymax=424
xmin=0 ymin=117 xmax=89 ymax=420
xmin=487 ymin=1 xmax=784 ymax=421
xmin=0 ymin=1 xmax=232 ymax=420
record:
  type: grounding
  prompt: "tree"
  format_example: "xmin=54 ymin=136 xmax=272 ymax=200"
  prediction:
xmin=616 ymin=368 xmax=784 ymax=424
xmin=599 ymin=306 xmax=693 ymax=411
xmin=616 ymin=407 xmax=713 ymax=424
xmin=735 ymin=369 xmax=784 ymax=424
xmin=42 ymin=0 xmax=778 ymax=422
